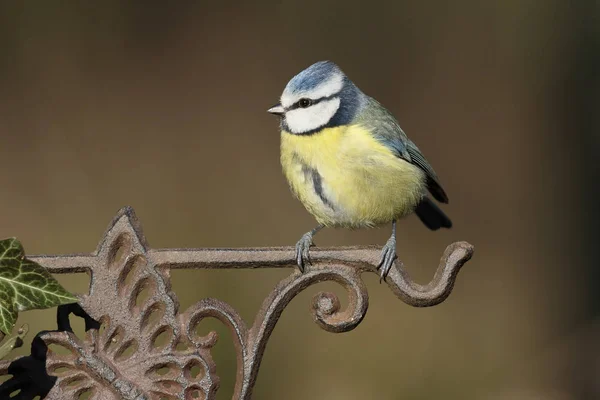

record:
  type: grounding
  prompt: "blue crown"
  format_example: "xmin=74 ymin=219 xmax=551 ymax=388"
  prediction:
xmin=285 ymin=61 xmax=343 ymax=95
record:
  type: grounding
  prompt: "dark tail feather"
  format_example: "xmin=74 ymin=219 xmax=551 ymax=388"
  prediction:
xmin=415 ymin=197 xmax=452 ymax=230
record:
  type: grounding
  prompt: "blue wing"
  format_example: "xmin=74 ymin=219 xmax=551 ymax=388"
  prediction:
xmin=356 ymin=97 xmax=449 ymax=203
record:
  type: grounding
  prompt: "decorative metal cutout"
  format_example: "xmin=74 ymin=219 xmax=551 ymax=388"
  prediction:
xmin=0 ymin=207 xmax=473 ymax=399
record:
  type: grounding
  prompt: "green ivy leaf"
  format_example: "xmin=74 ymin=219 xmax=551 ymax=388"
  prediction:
xmin=0 ymin=238 xmax=77 ymax=334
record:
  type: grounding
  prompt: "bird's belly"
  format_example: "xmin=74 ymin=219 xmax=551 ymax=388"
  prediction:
xmin=324 ymin=159 xmax=425 ymax=227
xmin=281 ymin=126 xmax=427 ymax=228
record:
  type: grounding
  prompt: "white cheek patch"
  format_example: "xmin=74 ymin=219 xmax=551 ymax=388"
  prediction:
xmin=285 ymin=98 xmax=341 ymax=134
xmin=281 ymin=73 xmax=344 ymax=108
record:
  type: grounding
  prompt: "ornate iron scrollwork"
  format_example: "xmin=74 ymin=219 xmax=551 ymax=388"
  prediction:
xmin=0 ymin=207 xmax=473 ymax=399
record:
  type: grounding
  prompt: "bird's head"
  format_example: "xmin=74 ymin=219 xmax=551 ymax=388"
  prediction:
xmin=268 ymin=61 xmax=364 ymax=135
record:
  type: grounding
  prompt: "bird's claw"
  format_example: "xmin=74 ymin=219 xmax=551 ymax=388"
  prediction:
xmin=295 ymin=232 xmax=314 ymax=272
xmin=377 ymin=236 xmax=397 ymax=283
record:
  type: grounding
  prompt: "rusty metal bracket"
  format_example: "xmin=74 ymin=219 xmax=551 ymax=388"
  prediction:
xmin=0 ymin=206 xmax=473 ymax=400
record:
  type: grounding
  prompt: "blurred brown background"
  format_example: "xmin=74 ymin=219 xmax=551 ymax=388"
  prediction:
xmin=0 ymin=1 xmax=598 ymax=399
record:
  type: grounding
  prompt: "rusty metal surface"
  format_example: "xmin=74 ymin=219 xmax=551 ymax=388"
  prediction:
xmin=0 ymin=206 xmax=473 ymax=400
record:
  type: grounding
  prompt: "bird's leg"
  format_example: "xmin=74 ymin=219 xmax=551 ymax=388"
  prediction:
xmin=295 ymin=224 xmax=324 ymax=272
xmin=377 ymin=220 xmax=398 ymax=282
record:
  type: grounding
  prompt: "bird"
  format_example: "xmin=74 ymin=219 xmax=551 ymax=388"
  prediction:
xmin=267 ymin=61 xmax=451 ymax=280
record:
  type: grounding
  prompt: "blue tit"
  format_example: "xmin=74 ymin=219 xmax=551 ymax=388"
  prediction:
xmin=268 ymin=61 xmax=451 ymax=280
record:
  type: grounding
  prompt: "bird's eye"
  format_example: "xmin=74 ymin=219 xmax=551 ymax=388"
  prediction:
xmin=298 ymin=98 xmax=312 ymax=108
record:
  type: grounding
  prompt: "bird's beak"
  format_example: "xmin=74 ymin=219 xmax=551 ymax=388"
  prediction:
xmin=267 ymin=104 xmax=285 ymax=116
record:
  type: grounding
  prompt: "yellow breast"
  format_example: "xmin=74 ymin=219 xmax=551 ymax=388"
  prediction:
xmin=280 ymin=124 xmax=426 ymax=228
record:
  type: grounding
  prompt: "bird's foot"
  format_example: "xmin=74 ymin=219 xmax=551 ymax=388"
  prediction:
xmin=295 ymin=231 xmax=315 ymax=272
xmin=377 ymin=236 xmax=398 ymax=282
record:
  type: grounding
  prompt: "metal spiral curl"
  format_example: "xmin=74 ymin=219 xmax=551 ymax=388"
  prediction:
xmin=187 ymin=240 xmax=474 ymax=400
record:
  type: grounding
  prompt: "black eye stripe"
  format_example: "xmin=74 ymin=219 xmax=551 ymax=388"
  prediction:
xmin=286 ymin=94 xmax=338 ymax=111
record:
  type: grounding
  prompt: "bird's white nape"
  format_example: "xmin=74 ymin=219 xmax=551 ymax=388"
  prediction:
xmin=280 ymin=72 xmax=344 ymax=108
xmin=284 ymin=97 xmax=341 ymax=134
